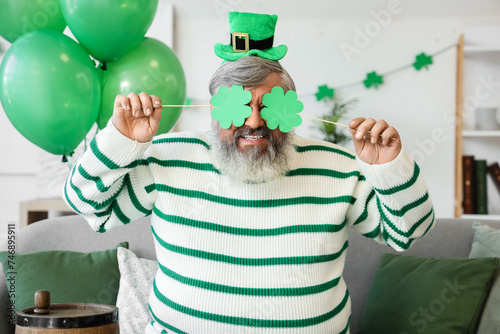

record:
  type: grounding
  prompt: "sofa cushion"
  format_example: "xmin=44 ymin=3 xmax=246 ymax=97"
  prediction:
xmin=116 ymin=247 xmax=158 ymax=334
xmin=469 ymin=221 xmax=500 ymax=334
xmin=0 ymin=241 xmax=127 ymax=312
xmin=358 ymin=253 xmax=499 ymax=334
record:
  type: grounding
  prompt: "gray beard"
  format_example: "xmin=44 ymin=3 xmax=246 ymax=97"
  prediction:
xmin=209 ymin=126 xmax=293 ymax=184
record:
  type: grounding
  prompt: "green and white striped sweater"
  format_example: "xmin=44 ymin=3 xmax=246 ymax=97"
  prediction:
xmin=63 ymin=123 xmax=434 ymax=333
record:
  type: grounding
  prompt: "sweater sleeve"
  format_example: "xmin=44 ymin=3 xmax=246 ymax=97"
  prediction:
xmin=62 ymin=122 xmax=158 ymax=232
xmin=346 ymin=147 xmax=435 ymax=251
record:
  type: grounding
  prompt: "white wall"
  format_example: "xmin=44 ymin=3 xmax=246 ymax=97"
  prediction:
xmin=172 ymin=0 xmax=500 ymax=218
xmin=1 ymin=0 xmax=500 ymax=227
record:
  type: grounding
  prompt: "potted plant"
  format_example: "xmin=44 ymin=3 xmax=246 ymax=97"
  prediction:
xmin=317 ymin=97 xmax=357 ymax=145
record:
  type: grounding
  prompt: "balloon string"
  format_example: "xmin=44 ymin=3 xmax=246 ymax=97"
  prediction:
xmin=67 ymin=155 xmax=73 ymax=170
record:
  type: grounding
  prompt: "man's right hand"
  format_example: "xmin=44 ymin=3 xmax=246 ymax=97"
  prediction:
xmin=112 ymin=92 xmax=162 ymax=143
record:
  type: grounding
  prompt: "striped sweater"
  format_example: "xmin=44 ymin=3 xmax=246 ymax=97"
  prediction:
xmin=63 ymin=123 xmax=434 ymax=334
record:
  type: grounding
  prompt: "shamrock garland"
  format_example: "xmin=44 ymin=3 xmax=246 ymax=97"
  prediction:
xmin=363 ymin=71 xmax=383 ymax=89
xmin=315 ymin=85 xmax=335 ymax=101
xmin=313 ymin=44 xmax=453 ymax=97
xmin=413 ymin=52 xmax=433 ymax=71
xmin=261 ymin=86 xmax=304 ymax=133
xmin=210 ymin=85 xmax=252 ymax=129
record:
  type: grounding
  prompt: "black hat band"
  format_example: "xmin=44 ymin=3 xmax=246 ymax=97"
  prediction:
xmin=230 ymin=33 xmax=274 ymax=53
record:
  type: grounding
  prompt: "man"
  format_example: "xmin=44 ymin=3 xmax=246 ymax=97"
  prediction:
xmin=64 ymin=12 xmax=434 ymax=334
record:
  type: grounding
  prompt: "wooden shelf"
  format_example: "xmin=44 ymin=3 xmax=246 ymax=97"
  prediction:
xmin=462 ymin=130 xmax=500 ymax=137
xmin=19 ymin=198 xmax=75 ymax=229
xmin=464 ymin=46 xmax=500 ymax=54
xmin=455 ymin=31 xmax=500 ymax=218
xmin=454 ymin=34 xmax=464 ymax=218
xmin=462 ymin=214 xmax=500 ymax=221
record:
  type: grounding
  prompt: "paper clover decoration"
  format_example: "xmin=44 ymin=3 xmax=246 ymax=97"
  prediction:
xmin=261 ymin=86 xmax=303 ymax=133
xmin=210 ymin=85 xmax=252 ymax=129
xmin=315 ymin=84 xmax=335 ymax=101
xmin=210 ymin=85 xmax=303 ymax=133
xmin=413 ymin=52 xmax=433 ymax=71
xmin=363 ymin=71 xmax=383 ymax=89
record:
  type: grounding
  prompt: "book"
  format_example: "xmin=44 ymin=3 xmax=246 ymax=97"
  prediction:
xmin=462 ymin=155 xmax=476 ymax=214
xmin=487 ymin=162 xmax=500 ymax=195
xmin=474 ymin=160 xmax=488 ymax=214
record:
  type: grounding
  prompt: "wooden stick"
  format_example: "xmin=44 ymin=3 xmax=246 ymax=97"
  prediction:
xmin=300 ymin=114 xmax=397 ymax=141
xmin=300 ymin=114 xmax=350 ymax=128
xmin=116 ymin=104 xmax=211 ymax=110
xmin=118 ymin=105 xmax=396 ymax=141
xmin=161 ymin=104 xmax=212 ymax=108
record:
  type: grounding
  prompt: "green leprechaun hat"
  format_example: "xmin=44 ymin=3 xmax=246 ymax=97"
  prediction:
xmin=214 ymin=12 xmax=287 ymax=61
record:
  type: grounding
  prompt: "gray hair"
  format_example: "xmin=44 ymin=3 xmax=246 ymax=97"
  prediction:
xmin=208 ymin=56 xmax=296 ymax=96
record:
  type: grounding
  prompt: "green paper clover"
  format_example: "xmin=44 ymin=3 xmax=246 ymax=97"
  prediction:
xmin=261 ymin=86 xmax=304 ymax=133
xmin=363 ymin=71 xmax=383 ymax=89
xmin=315 ymin=84 xmax=335 ymax=101
xmin=413 ymin=52 xmax=433 ymax=71
xmin=210 ymin=85 xmax=252 ymax=129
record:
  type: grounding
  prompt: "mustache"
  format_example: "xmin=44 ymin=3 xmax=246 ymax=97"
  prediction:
xmin=233 ymin=126 xmax=272 ymax=142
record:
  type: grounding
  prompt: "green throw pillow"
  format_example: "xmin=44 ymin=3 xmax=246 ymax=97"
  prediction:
xmin=358 ymin=253 xmax=499 ymax=334
xmin=469 ymin=221 xmax=500 ymax=334
xmin=0 ymin=241 xmax=128 ymax=312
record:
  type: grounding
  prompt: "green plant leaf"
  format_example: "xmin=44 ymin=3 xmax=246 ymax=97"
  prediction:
xmin=210 ymin=85 xmax=252 ymax=129
xmin=261 ymin=86 xmax=304 ymax=133
xmin=316 ymin=97 xmax=356 ymax=145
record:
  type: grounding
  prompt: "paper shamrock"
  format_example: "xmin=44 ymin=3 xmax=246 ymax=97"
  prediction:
xmin=363 ymin=71 xmax=383 ymax=89
xmin=210 ymin=85 xmax=252 ymax=129
xmin=261 ymin=86 xmax=304 ymax=133
xmin=413 ymin=52 xmax=433 ymax=71
xmin=315 ymin=84 xmax=335 ymax=101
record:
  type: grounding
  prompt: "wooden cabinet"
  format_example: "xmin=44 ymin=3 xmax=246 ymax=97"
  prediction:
xmin=19 ymin=198 xmax=75 ymax=229
xmin=455 ymin=29 xmax=500 ymax=219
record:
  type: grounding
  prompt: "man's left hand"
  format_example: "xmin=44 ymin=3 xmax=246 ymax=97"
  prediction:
xmin=349 ymin=118 xmax=402 ymax=165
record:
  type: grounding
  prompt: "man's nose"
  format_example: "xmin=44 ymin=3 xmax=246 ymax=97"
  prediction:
xmin=244 ymin=105 xmax=265 ymax=129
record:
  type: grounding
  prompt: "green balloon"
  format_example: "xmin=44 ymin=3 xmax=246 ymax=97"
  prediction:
xmin=60 ymin=0 xmax=159 ymax=63
xmin=0 ymin=0 xmax=66 ymax=43
xmin=0 ymin=30 xmax=101 ymax=155
xmin=98 ymin=38 xmax=186 ymax=135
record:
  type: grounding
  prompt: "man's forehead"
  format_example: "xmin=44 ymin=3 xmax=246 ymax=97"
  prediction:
xmin=244 ymin=73 xmax=284 ymax=93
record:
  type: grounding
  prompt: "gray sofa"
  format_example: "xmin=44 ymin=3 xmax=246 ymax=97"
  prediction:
xmin=1 ymin=215 xmax=499 ymax=333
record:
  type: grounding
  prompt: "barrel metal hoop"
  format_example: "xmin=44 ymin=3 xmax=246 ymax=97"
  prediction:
xmin=16 ymin=308 xmax=118 ymax=329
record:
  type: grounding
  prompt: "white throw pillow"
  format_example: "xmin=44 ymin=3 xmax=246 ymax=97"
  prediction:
xmin=468 ymin=221 xmax=500 ymax=334
xmin=116 ymin=247 xmax=159 ymax=334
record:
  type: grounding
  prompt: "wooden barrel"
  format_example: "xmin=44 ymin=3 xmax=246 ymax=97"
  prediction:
xmin=16 ymin=291 xmax=119 ymax=334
